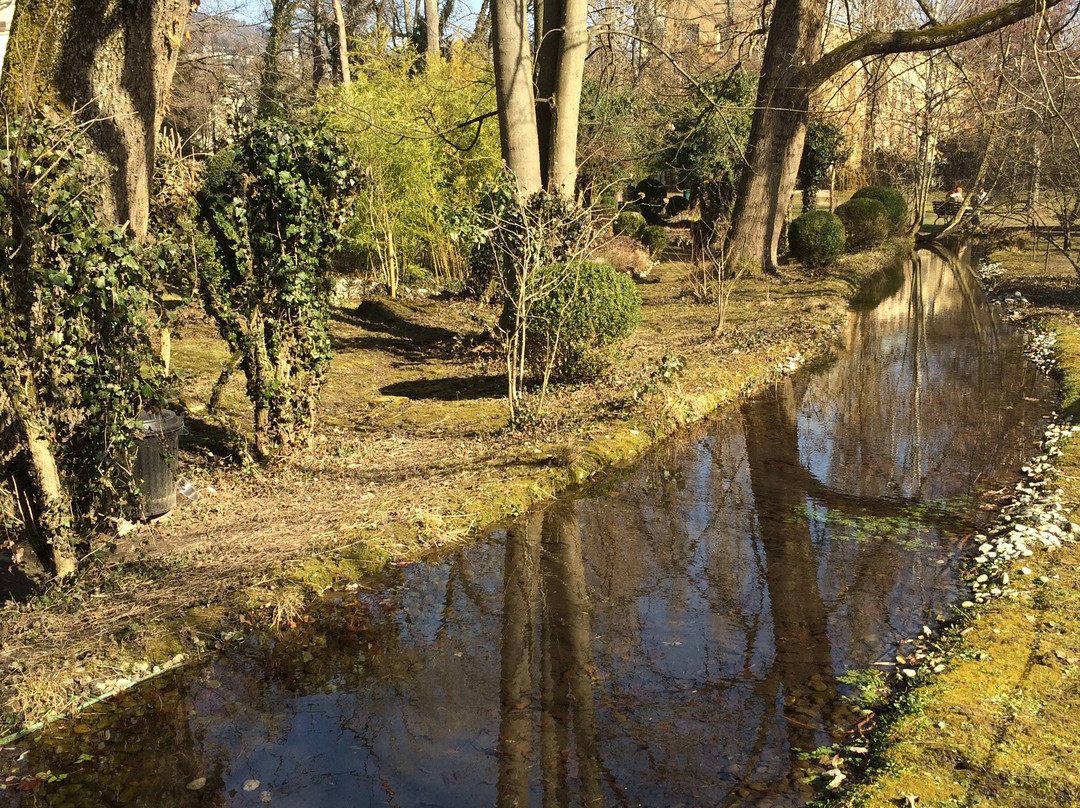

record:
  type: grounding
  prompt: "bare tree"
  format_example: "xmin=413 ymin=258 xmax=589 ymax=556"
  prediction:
xmin=725 ymin=0 xmax=1066 ymax=272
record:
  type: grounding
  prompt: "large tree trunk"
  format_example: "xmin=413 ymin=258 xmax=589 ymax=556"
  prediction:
xmin=492 ymin=0 xmax=586 ymax=196
xmin=726 ymin=0 xmax=1061 ymax=272
xmin=4 ymin=0 xmax=192 ymax=239
xmin=726 ymin=0 xmax=828 ymax=274
xmin=546 ymin=0 xmax=586 ymax=195
xmin=491 ymin=0 xmax=542 ymax=194
xmin=2 ymin=1 xmax=191 ymax=578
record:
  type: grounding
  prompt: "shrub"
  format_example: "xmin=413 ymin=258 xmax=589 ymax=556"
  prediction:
xmin=640 ymin=225 xmax=668 ymax=256
xmin=851 ymin=186 xmax=908 ymax=234
xmin=798 ymin=118 xmax=849 ymax=211
xmin=323 ymin=43 xmax=501 ymax=285
xmin=197 ymin=117 xmax=354 ymax=458
xmin=788 ymin=210 xmax=846 ymax=268
xmin=612 ymin=209 xmax=646 ymax=238
xmin=528 ymin=261 xmax=641 ymax=379
xmin=658 ymin=70 xmax=756 ymax=224
xmin=835 ymin=197 xmax=892 ymax=251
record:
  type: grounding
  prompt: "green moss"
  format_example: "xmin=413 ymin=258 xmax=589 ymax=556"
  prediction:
xmin=1 ymin=0 xmax=73 ymax=111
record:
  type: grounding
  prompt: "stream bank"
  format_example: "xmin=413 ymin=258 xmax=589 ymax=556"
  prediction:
xmin=832 ymin=240 xmax=1080 ymax=808
xmin=0 ymin=240 xmax=1059 ymax=807
xmin=0 ymin=243 xmax=896 ymax=738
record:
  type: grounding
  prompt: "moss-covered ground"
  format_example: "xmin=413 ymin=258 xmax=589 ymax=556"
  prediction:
xmin=0 ymin=239 xmax=897 ymax=738
xmin=832 ymin=238 xmax=1080 ymax=808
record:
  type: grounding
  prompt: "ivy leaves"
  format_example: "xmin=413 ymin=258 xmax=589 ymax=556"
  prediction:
xmin=0 ymin=113 xmax=168 ymax=548
xmin=198 ymin=117 xmax=355 ymax=457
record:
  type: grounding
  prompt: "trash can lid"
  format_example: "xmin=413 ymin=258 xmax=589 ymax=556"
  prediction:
xmin=138 ymin=409 xmax=185 ymax=435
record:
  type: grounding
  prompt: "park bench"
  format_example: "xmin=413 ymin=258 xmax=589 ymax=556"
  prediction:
xmin=932 ymin=199 xmax=964 ymax=223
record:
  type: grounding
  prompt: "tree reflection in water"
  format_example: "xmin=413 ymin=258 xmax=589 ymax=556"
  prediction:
xmin=3 ymin=249 xmax=1058 ymax=807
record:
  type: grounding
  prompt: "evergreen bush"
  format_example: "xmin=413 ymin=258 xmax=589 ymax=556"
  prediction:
xmin=197 ymin=117 xmax=354 ymax=458
xmin=640 ymin=225 xmax=668 ymax=256
xmin=835 ymin=197 xmax=892 ymax=251
xmin=788 ymin=210 xmax=846 ymax=268
xmin=528 ymin=261 xmax=641 ymax=379
xmin=851 ymin=186 xmax=908 ymax=234
xmin=612 ymin=210 xmax=647 ymax=238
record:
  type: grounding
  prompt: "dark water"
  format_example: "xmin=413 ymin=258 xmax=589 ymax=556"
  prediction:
xmin=2 ymin=248 xmax=1058 ymax=807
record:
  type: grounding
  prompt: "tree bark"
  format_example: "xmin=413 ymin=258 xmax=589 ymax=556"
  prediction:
xmin=423 ymin=0 xmax=439 ymax=61
xmin=491 ymin=0 xmax=542 ymax=194
xmin=546 ymin=0 xmax=587 ymax=195
xmin=3 ymin=0 xmax=193 ymax=239
xmin=726 ymin=0 xmax=1062 ymax=271
xmin=491 ymin=0 xmax=586 ymax=196
xmin=332 ymin=0 xmax=351 ymax=85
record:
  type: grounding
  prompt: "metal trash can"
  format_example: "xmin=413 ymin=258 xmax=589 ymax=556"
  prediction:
xmin=135 ymin=409 xmax=185 ymax=519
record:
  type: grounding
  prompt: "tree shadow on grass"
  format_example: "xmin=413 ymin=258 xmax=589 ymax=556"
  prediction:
xmin=177 ymin=414 xmax=245 ymax=466
xmin=331 ymin=301 xmax=485 ymax=362
xmin=335 ymin=301 xmax=460 ymax=343
xmin=379 ymin=374 xmax=505 ymax=401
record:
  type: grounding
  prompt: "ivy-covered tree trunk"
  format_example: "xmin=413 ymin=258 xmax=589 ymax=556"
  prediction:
xmin=0 ymin=117 xmax=168 ymax=578
xmin=2 ymin=1 xmax=190 ymax=577
xmin=198 ymin=119 xmax=353 ymax=460
xmin=258 ymin=0 xmax=299 ymax=117
xmin=3 ymin=0 xmax=192 ymax=239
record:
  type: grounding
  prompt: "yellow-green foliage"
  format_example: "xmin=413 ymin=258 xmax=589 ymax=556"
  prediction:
xmin=322 ymin=42 xmax=501 ymax=282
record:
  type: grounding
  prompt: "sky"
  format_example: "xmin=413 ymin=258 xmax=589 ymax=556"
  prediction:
xmin=199 ymin=0 xmax=482 ymax=31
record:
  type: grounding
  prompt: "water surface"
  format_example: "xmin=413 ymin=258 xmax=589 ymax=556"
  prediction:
xmin=2 ymin=248 xmax=1057 ymax=807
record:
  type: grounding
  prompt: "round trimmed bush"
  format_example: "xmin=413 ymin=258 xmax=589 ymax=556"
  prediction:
xmin=835 ymin=197 xmax=891 ymax=251
xmin=528 ymin=260 xmax=642 ymax=379
xmin=851 ymin=185 xmax=908 ymax=234
xmin=613 ymin=210 xmax=646 ymax=238
xmin=788 ymin=210 xmax=846 ymax=268
xmin=640 ymin=225 xmax=668 ymax=256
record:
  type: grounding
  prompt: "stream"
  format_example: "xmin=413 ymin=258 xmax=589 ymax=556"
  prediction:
xmin=1 ymin=246 xmax=1059 ymax=807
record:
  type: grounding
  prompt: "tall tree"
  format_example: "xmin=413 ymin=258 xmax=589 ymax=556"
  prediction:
xmin=258 ymin=0 xmax=299 ymax=116
xmin=424 ymin=0 xmax=439 ymax=61
xmin=490 ymin=0 xmax=588 ymax=196
xmin=725 ymin=0 xmax=1065 ymax=272
xmin=332 ymin=0 xmax=351 ymax=85
xmin=1 ymin=0 xmax=193 ymax=576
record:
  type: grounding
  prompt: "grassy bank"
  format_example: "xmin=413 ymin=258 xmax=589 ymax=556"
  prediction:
xmin=832 ymin=240 xmax=1080 ymax=808
xmin=0 ymin=241 xmax=898 ymax=738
